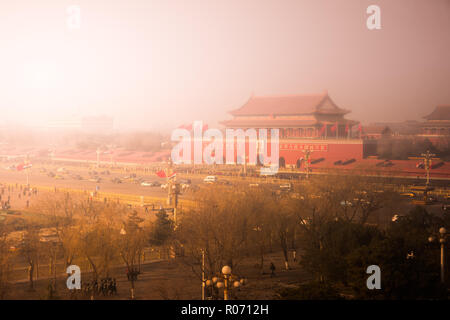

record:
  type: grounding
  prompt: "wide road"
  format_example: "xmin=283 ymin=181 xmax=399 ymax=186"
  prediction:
xmin=0 ymin=165 xmax=184 ymax=199
xmin=0 ymin=162 xmax=447 ymax=202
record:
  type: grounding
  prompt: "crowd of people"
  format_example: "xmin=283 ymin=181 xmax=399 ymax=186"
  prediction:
xmin=81 ymin=278 xmax=117 ymax=297
xmin=0 ymin=184 xmax=38 ymax=210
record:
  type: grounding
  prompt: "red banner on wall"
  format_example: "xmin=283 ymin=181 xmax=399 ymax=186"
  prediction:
xmin=280 ymin=143 xmax=328 ymax=151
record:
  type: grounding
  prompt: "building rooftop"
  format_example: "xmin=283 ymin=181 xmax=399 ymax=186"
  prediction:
xmin=229 ymin=92 xmax=350 ymax=116
xmin=423 ymin=105 xmax=450 ymax=121
xmin=362 ymin=125 xmax=392 ymax=135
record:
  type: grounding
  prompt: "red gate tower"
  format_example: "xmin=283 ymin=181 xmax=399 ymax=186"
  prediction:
xmin=221 ymin=92 xmax=363 ymax=168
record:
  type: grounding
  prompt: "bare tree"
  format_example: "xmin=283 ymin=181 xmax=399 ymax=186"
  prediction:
xmin=0 ymin=229 xmax=14 ymax=299
xmin=177 ymin=186 xmax=252 ymax=283
xmin=118 ymin=211 xmax=146 ymax=299
xmin=20 ymin=226 xmax=41 ymax=290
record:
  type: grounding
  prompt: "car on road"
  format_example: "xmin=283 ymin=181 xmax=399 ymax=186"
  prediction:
xmin=111 ymin=177 xmax=122 ymax=184
xmin=279 ymin=183 xmax=292 ymax=191
xmin=400 ymin=192 xmax=416 ymax=198
xmin=54 ymin=175 xmax=64 ymax=180
xmin=392 ymin=214 xmax=406 ymax=222
xmin=89 ymin=177 xmax=101 ymax=183
xmin=203 ymin=176 xmax=217 ymax=183
xmin=291 ymin=193 xmax=304 ymax=200
xmin=180 ymin=183 xmax=190 ymax=191
xmin=141 ymin=181 xmax=160 ymax=187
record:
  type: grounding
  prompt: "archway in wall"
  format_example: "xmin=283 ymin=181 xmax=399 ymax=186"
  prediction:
xmin=296 ymin=159 xmax=302 ymax=169
xmin=279 ymin=157 xmax=286 ymax=168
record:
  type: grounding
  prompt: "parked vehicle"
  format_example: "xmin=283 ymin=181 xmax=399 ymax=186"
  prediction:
xmin=279 ymin=183 xmax=292 ymax=191
xmin=141 ymin=181 xmax=160 ymax=187
xmin=400 ymin=192 xmax=416 ymax=198
xmin=203 ymin=176 xmax=217 ymax=183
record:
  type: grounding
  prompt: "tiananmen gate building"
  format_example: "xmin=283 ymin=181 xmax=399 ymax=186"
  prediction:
xmin=221 ymin=92 xmax=364 ymax=167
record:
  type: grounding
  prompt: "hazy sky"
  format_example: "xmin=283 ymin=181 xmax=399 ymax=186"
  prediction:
xmin=1 ymin=0 xmax=449 ymax=130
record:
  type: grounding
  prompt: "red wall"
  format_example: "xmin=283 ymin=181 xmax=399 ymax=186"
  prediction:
xmin=280 ymin=141 xmax=364 ymax=165
xmin=178 ymin=138 xmax=364 ymax=165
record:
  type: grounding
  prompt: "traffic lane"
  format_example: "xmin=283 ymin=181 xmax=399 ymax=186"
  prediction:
xmin=0 ymin=169 xmax=184 ymax=198
xmin=0 ymin=165 xmax=281 ymax=195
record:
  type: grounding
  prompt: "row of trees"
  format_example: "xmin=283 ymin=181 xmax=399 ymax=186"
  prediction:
xmin=175 ymin=175 xmax=405 ymax=294
xmin=0 ymin=174 xmax=448 ymax=299
xmin=377 ymin=137 xmax=448 ymax=160
xmin=0 ymin=193 xmax=174 ymax=298
xmin=176 ymin=174 xmax=449 ymax=299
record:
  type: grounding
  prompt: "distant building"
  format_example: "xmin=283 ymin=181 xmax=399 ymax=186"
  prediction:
xmin=418 ymin=105 xmax=450 ymax=150
xmin=369 ymin=121 xmax=421 ymax=137
xmin=221 ymin=92 xmax=364 ymax=167
xmin=420 ymin=105 xmax=450 ymax=137
xmin=361 ymin=125 xmax=392 ymax=140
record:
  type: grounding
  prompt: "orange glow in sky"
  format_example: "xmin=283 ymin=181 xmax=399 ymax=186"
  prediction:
xmin=0 ymin=0 xmax=449 ymax=130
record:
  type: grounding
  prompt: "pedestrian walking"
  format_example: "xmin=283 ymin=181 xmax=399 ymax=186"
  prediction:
xmin=270 ymin=262 xmax=276 ymax=277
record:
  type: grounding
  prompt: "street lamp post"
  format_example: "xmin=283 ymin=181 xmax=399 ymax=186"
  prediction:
xmin=205 ymin=265 xmax=246 ymax=300
xmin=428 ymin=227 xmax=447 ymax=284
xmin=221 ymin=265 xmax=231 ymax=300
xmin=421 ymin=150 xmax=435 ymax=186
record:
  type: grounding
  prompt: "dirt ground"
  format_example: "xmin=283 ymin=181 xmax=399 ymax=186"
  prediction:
xmin=5 ymin=250 xmax=310 ymax=300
